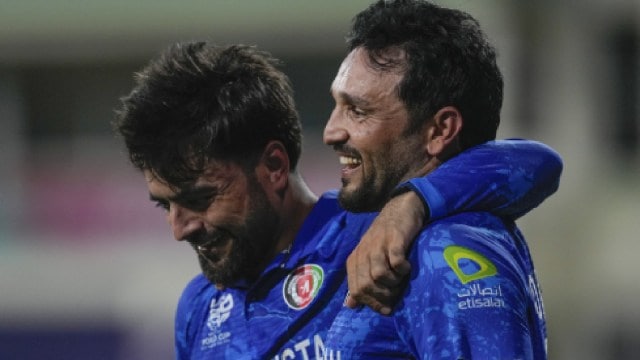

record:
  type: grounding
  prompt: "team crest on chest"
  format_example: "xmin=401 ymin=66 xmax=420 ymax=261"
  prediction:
xmin=282 ymin=264 xmax=324 ymax=310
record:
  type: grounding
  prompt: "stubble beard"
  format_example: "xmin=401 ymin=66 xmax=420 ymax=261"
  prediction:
xmin=196 ymin=182 xmax=279 ymax=287
xmin=338 ymin=147 xmax=418 ymax=213
xmin=196 ymin=234 xmax=245 ymax=287
xmin=338 ymin=168 xmax=403 ymax=213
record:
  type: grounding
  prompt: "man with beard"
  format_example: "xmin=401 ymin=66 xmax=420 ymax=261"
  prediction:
xmin=114 ymin=42 xmax=560 ymax=359
xmin=323 ymin=1 xmax=555 ymax=359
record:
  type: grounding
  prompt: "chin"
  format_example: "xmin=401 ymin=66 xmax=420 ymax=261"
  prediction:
xmin=199 ymin=254 xmax=239 ymax=286
xmin=338 ymin=191 xmax=369 ymax=212
xmin=338 ymin=184 xmax=388 ymax=213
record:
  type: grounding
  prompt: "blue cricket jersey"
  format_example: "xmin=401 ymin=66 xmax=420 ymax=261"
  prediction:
xmin=324 ymin=212 xmax=547 ymax=359
xmin=174 ymin=139 xmax=562 ymax=359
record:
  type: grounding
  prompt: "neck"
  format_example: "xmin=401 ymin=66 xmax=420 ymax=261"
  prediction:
xmin=400 ymin=155 xmax=442 ymax=186
xmin=274 ymin=172 xmax=318 ymax=254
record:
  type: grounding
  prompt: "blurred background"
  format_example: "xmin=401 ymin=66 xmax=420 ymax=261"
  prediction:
xmin=0 ymin=0 xmax=638 ymax=359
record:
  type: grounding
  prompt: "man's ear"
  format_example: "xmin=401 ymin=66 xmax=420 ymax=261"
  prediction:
xmin=425 ymin=106 xmax=463 ymax=159
xmin=258 ymin=140 xmax=290 ymax=192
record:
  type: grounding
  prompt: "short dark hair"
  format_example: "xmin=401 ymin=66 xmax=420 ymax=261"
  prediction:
xmin=347 ymin=0 xmax=503 ymax=149
xmin=114 ymin=42 xmax=302 ymax=186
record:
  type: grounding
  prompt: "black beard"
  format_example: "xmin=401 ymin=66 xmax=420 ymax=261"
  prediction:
xmin=193 ymin=180 xmax=279 ymax=287
xmin=338 ymin=171 xmax=401 ymax=213
xmin=195 ymin=235 xmax=253 ymax=286
xmin=338 ymin=152 xmax=413 ymax=213
xmin=338 ymin=181 xmax=388 ymax=213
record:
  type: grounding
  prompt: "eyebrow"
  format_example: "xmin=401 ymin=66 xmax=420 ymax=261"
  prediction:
xmin=331 ymin=89 xmax=371 ymax=108
xmin=149 ymin=184 xmax=219 ymax=204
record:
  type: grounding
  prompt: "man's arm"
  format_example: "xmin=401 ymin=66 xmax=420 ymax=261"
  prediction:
xmin=345 ymin=139 xmax=562 ymax=314
xmin=397 ymin=139 xmax=562 ymax=222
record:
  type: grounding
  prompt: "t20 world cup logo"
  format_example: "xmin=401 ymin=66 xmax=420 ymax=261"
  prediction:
xmin=207 ymin=293 xmax=234 ymax=330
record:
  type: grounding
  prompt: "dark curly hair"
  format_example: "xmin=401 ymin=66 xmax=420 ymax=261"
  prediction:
xmin=348 ymin=0 xmax=503 ymax=150
xmin=114 ymin=42 xmax=302 ymax=186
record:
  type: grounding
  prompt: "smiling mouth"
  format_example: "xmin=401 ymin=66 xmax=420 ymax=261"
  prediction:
xmin=196 ymin=243 xmax=230 ymax=267
xmin=339 ymin=155 xmax=362 ymax=167
xmin=192 ymin=232 xmax=230 ymax=258
xmin=336 ymin=153 xmax=361 ymax=186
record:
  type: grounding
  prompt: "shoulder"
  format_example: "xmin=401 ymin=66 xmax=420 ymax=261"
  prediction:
xmin=300 ymin=191 xmax=376 ymax=258
xmin=416 ymin=212 xmax=507 ymax=247
xmin=177 ymin=274 xmax=216 ymax=312
xmin=318 ymin=190 xmax=339 ymax=206
xmin=310 ymin=190 xmax=344 ymax=223
xmin=408 ymin=212 xmax=514 ymax=278
xmin=399 ymin=212 xmax=529 ymax=314
xmin=182 ymin=273 xmax=213 ymax=296
xmin=315 ymin=190 xmax=377 ymax=235
xmin=175 ymin=274 xmax=216 ymax=351
xmin=320 ymin=189 xmax=339 ymax=200
xmin=406 ymin=213 xmax=530 ymax=301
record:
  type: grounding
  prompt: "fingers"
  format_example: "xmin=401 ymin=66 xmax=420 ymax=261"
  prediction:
xmin=369 ymin=251 xmax=405 ymax=287
xmin=343 ymin=288 xmax=393 ymax=315
xmin=388 ymin=246 xmax=411 ymax=277
xmin=346 ymin=291 xmax=394 ymax=315
xmin=344 ymin=192 xmax=426 ymax=315
xmin=344 ymin=292 xmax=360 ymax=309
xmin=345 ymin=245 xmax=409 ymax=316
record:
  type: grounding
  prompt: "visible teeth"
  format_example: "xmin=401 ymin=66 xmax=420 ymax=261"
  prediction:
xmin=339 ymin=156 xmax=361 ymax=165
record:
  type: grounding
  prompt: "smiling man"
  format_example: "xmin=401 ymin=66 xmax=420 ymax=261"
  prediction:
xmin=324 ymin=0 xmax=555 ymax=359
xmin=328 ymin=48 xmax=425 ymax=213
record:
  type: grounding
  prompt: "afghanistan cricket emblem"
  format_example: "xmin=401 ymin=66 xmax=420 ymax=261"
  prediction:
xmin=283 ymin=264 xmax=324 ymax=310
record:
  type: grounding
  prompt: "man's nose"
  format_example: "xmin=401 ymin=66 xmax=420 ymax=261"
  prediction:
xmin=168 ymin=205 xmax=204 ymax=242
xmin=323 ymin=108 xmax=348 ymax=145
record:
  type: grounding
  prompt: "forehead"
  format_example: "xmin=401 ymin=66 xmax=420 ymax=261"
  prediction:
xmin=144 ymin=160 xmax=246 ymax=194
xmin=331 ymin=47 xmax=405 ymax=100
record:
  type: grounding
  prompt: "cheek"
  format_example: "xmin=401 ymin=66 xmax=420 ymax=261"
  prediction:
xmin=203 ymin=203 xmax=248 ymax=228
xmin=362 ymin=134 xmax=398 ymax=163
xmin=352 ymin=125 xmax=391 ymax=149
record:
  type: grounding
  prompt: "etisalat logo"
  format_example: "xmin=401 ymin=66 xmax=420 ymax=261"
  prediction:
xmin=443 ymin=245 xmax=505 ymax=310
xmin=283 ymin=264 xmax=324 ymax=310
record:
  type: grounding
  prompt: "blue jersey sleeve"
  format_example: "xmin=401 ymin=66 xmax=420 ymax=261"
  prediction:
xmin=396 ymin=139 xmax=562 ymax=221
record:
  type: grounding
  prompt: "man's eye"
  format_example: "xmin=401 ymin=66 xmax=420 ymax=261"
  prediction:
xmin=183 ymin=195 xmax=215 ymax=212
xmin=154 ymin=201 xmax=170 ymax=212
xmin=348 ymin=105 xmax=366 ymax=117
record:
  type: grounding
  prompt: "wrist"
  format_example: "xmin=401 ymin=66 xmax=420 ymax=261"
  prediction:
xmin=392 ymin=183 xmax=430 ymax=222
xmin=394 ymin=191 xmax=427 ymax=227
